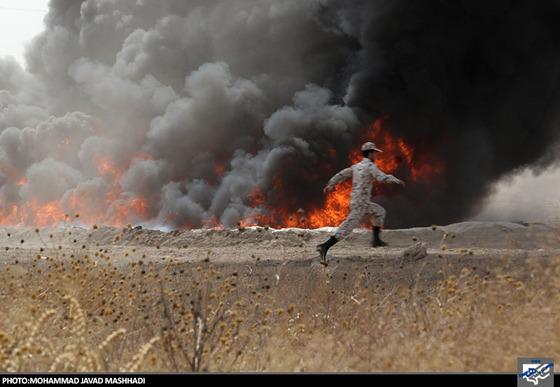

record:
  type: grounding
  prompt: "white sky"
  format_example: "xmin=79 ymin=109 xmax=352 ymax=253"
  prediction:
xmin=0 ymin=0 xmax=49 ymax=64
xmin=0 ymin=0 xmax=557 ymax=224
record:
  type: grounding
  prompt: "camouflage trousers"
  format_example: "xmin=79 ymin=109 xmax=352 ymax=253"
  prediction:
xmin=334 ymin=200 xmax=386 ymax=241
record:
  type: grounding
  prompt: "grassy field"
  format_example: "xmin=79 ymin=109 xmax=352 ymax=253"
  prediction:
xmin=0 ymin=222 xmax=558 ymax=373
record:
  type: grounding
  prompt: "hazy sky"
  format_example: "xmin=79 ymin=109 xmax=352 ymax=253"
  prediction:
xmin=0 ymin=0 xmax=48 ymax=63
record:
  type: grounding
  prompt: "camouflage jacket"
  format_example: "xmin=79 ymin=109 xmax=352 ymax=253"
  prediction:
xmin=326 ymin=158 xmax=402 ymax=205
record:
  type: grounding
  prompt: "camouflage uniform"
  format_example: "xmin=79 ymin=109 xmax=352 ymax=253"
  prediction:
xmin=325 ymin=157 xmax=402 ymax=241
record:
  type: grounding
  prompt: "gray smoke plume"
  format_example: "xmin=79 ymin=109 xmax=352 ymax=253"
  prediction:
xmin=0 ymin=0 xmax=559 ymax=229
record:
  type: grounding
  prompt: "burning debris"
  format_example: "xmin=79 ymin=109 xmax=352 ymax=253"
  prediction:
xmin=0 ymin=1 xmax=559 ymax=230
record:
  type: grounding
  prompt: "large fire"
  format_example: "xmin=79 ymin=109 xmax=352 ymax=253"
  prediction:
xmin=0 ymin=152 xmax=154 ymax=228
xmin=0 ymin=116 xmax=444 ymax=230
xmin=241 ymin=116 xmax=446 ymax=229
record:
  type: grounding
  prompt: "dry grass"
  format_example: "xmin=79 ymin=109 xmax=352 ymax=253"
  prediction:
xmin=0 ymin=222 xmax=558 ymax=372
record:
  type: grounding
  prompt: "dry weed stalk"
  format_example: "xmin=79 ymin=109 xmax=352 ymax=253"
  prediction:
xmin=122 ymin=337 xmax=159 ymax=372
xmin=0 ymin=220 xmax=558 ymax=372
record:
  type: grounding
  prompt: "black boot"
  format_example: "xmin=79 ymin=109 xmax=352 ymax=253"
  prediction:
xmin=317 ymin=236 xmax=337 ymax=261
xmin=373 ymin=226 xmax=387 ymax=247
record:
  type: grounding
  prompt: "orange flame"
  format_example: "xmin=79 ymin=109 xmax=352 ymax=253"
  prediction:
xmin=242 ymin=116 xmax=446 ymax=229
xmin=0 ymin=152 xmax=154 ymax=227
xmin=0 ymin=201 xmax=67 ymax=227
xmin=0 ymin=117 xmax=445 ymax=230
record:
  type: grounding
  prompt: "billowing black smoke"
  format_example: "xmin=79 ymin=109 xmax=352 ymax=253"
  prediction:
xmin=0 ymin=0 xmax=559 ymax=229
xmin=343 ymin=0 xmax=560 ymax=226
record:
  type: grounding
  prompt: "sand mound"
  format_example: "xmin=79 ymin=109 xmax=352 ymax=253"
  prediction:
xmin=0 ymin=220 xmax=555 ymax=248
xmin=0 ymin=220 xmax=557 ymax=266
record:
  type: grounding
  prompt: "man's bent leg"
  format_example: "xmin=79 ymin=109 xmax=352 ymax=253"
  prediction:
xmin=368 ymin=202 xmax=386 ymax=227
xmin=317 ymin=207 xmax=362 ymax=261
xmin=368 ymin=203 xmax=388 ymax=247
xmin=334 ymin=207 xmax=363 ymax=241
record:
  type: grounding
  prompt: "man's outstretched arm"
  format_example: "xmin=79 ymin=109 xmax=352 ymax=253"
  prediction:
xmin=323 ymin=167 xmax=353 ymax=193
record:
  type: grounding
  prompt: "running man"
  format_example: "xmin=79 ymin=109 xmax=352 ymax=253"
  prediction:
xmin=316 ymin=141 xmax=405 ymax=261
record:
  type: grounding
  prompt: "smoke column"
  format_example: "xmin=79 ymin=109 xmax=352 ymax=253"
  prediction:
xmin=0 ymin=0 xmax=559 ymax=229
